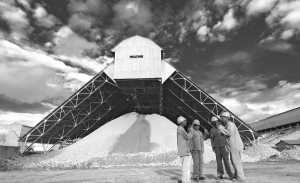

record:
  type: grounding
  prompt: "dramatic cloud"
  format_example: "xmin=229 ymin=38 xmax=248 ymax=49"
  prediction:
xmin=211 ymin=80 xmax=300 ymax=123
xmin=259 ymin=37 xmax=293 ymax=53
xmin=34 ymin=4 xmax=60 ymax=28
xmin=53 ymin=26 xmax=73 ymax=45
xmin=246 ymin=0 xmax=278 ymax=16
xmin=0 ymin=95 xmax=53 ymax=114
xmin=0 ymin=39 xmax=97 ymax=104
xmin=184 ymin=6 xmax=239 ymax=43
xmin=68 ymin=13 xmax=95 ymax=33
xmin=67 ymin=0 xmax=109 ymax=35
xmin=112 ymin=0 xmax=153 ymax=33
xmin=0 ymin=1 xmax=30 ymax=40
xmin=52 ymin=27 xmax=108 ymax=73
xmin=214 ymin=9 xmax=238 ymax=31
xmin=179 ymin=6 xmax=210 ymax=42
xmin=55 ymin=55 xmax=110 ymax=74
xmin=197 ymin=26 xmax=210 ymax=42
xmin=0 ymin=62 xmax=70 ymax=104
xmin=265 ymin=0 xmax=300 ymax=39
xmin=53 ymin=32 xmax=100 ymax=58
xmin=17 ymin=0 xmax=31 ymax=10
xmin=241 ymin=80 xmax=300 ymax=104
xmin=0 ymin=39 xmax=77 ymax=73
xmin=280 ymin=29 xmax=294 ymax=40
xmin=67 ymin=0 xmax=109 ymax=16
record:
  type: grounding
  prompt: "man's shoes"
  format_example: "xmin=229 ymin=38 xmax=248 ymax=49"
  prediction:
xmin=215 ymin=175 xmax=223 ymax=180
xmin=232 ymin=178 xmax=245 ymax=183
xmin=198 ymin=176 xmax=206 ymax=180
xmin=192 ymin=177 xmax=199 ymax=182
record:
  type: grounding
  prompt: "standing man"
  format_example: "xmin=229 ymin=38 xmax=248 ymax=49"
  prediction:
xmin=218 ymin=112 xmax=245 ymax=183
xmin=210 ymin=116 xmax=234 ymax=180
xmin=189 ymin=119 xmax=209 ymax=181
xmin=177 ymin=116 xmax=194 ymax=183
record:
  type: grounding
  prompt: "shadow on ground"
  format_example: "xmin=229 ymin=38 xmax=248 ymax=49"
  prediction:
xmin=155 ymin=169 xmax=225 ymax=182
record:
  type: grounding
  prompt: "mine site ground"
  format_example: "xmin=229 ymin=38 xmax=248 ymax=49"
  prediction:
xmin=1 ymin=161 xmax=299 ymax=183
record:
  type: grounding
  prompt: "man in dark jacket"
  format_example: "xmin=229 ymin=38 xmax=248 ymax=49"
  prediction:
xmin=210 ymin=116 xmax=234 ymax=180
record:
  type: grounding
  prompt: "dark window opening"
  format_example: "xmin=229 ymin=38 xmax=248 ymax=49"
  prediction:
xmin=130 ymin=55 xmax=143 ymax=58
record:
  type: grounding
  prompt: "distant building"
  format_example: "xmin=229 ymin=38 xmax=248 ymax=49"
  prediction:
xmin=275 ymin=140 xmax=300 ymax=151
xmin=3 ymin=122 xmax=32 ymax=147
xmin=1 ymin=123 xmax=32 ymax=158
xmin=250 ymin=107 xmax=300 ymax=133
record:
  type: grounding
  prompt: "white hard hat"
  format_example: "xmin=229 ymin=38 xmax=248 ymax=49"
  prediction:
xmin=177 ymin=116 xmax=186 ymax=124
xmin=211 ymin=116 xmax=218 ymax=122
xmin=193 ymin=119 xmax=200 ymax=126
xmin=220 ymin=111 xmax=231 ymax=118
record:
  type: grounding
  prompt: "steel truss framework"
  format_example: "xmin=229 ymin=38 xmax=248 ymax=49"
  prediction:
xmin=162 ymin=71 xmax=259 ymax=141
xmin=20 ymin=63 xmax=260 ymax=153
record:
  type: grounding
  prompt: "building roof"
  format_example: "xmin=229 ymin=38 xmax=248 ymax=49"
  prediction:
xmin=111 ymin=35 xmax=162 ymax=51
xmin=252 ymin=106 xmax=300 ymax=125
xmin=276 ymin=140 xmax=300 ymax=145
xmin=250 ymin=106 xmax=300 ymax=131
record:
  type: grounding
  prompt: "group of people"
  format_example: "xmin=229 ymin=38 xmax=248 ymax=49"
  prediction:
xmin=176 ymin=111 xmax=245 ymax=183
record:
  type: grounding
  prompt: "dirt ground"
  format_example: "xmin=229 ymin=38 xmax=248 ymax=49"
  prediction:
xmin=0 ymin=161 xmax=299 ymax=183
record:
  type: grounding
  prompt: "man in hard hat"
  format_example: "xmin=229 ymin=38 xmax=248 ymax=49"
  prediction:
xmin=210 ymin=116 xmax=234 ymax=180
xmin=189 ymin=119 xmax=209 ymax=181
xmin=217 ymin=111 xmax=245 ymax=183
xmin=177 ymin=116 xmax=194 ymax=183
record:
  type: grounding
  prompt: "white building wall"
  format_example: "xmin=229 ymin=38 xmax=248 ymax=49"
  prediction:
xmin=112 ymin=36 xmax=162 ymax=79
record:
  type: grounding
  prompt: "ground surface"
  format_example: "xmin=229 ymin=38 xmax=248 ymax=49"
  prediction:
xmin=1 ymin=161 xmax=299 ymax=183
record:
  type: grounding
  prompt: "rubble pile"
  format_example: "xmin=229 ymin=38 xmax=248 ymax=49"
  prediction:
xmin=242 ymin=144 xmax=279 ymax=161
xmin=0 ymin=157 xmax=23 ymax=171
xmin=84 ymin=151 xmax=178 ymax=168
xmin=0 ymin=137 xmax=216 ymax=170
xmin=20 ymin=134 xmax=119 ymax=168
xmin=280 ymin=146 xmax=300 ymax=162
xmin=1 ymin=138 xmax=285 ymax=170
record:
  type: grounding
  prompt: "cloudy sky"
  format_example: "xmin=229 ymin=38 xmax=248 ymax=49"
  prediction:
xmin=0 ymin=0 xmax=300 ymax=130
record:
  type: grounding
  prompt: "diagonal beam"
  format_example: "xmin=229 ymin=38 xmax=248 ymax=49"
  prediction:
xmin=164 ymin=88 xmax=213 ymax=128
xmin=20 ymin=71 xmax=116 ymax=143
xmin=166 ymin=71 xmax=260 ymax=140
xmin=21 ymin=87 xmax=121 ymax=153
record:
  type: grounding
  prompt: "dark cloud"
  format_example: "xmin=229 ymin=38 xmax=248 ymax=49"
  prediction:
xmin=112 ymin=0 xmax=154 ymax=35
xmin=0 ymin=0 xmax=31 ymax=40
xmin=0 ymin=16 xmax=11 ymax=33
xmin=67 ymin=0 xmax=109 ymax=16
xmin=241 ymin=80 xmax=300 ymax=104
xmin=33 ymin=4 xmax=61 ymax=28
xmin=68 ymin=13 xmax=95 ymax=33
xmin=0 ymin=95 xmax=52 ymax=113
